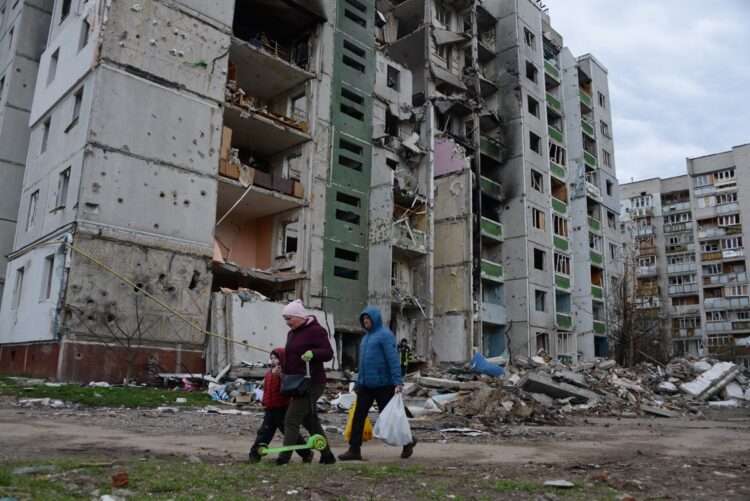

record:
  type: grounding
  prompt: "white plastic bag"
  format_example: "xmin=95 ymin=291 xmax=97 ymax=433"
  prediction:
xmin=373 ymin=393 xmax=413 ymax=446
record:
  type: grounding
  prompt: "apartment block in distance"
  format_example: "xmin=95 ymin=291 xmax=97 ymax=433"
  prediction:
xmin=0 ymin=0 xmax=624 ymax=382
xmin=620 ymin=144 xmax=750 ymax=367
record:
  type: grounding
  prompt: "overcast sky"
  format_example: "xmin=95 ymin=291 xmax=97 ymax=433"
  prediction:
xmin=546 ymin=0 xmax=750 ymax=184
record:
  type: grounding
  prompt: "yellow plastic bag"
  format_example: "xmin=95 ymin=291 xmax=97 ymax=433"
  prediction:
xmin=343 ymin=397 xmax=373 ymax=442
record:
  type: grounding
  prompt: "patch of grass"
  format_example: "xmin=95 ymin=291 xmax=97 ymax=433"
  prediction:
xmin=494 ymin=479 xmax=542 ymax=492
xmin=0 ymin=377 xmax=212 ymax=408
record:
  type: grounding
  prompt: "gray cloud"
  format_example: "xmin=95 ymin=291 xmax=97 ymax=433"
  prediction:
xmin=546 ymin=0 xmax=750 ymax=183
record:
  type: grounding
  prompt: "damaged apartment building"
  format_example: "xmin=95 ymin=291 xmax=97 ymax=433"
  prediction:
xmin=620 ymin=145 xmax=750 ymax=367
xmin=0 ymin=0 xmax=622 ymax=383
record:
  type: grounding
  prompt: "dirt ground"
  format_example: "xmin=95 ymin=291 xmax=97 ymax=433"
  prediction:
xmin=1 ymin=396 xmax=749 ymax=500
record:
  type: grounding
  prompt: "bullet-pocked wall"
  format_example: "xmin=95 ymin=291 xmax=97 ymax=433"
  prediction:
xmin=322 ymin=0 xmax=375 ymax=336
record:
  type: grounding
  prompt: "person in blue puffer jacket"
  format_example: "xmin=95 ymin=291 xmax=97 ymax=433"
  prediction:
xmin=338 ymin=306 xmax=417 ymax=461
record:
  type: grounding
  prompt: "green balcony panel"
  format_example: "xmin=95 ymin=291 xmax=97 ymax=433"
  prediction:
xmin=593 ymin=320 xmax=606 ymax=335
xmin=553 ymin=235 xmax=569 ymax=252
xmin=555 ymin=274 xmax=571 ymax=290
xmin=556 ymin=313 xmax=572 ymax=329
xmin=590 ymin=250 xmax=603 ymax=266
xmin=550 ymin=162 xmax=566 ymax=180
xmin=480 ymin=176 xmax=503 ymax=199
xmin=544 ymin=60 xmax=560 ymax=81
xmin=481 ymin=259 xmax=503 ymax=282
xmin=588 ymin=216 xmax=601 ymax=232
xmin=548 ymin=126 xmax=564 ymax=144
xmin=551 ymin=197 xmax=567 ymax=214
xmin=581 ymin=120 xmax=595 ymax=137
xmin=481 ymin=216 xmax=503 ymax=240
xmin=579 ymin=88 xmax=592 ymax=107
xmin=480 ymin=136 xmax=501 ymax=162
xmin=591 ymin=285 xmax=603 ymax=300
xmin=546 ymin=92 xmax=561 ymax=112
xmin=584 ymin=151 xmax=597 ymax=167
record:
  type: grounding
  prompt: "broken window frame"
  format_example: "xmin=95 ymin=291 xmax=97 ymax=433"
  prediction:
xmin=534 ymin=291 xmax=547 ymax=312
xmin=533 ymin=247 xmax=546 ymax=271
xmin=532 ymin=207 xmax=545 ymax=230
xmin=531 ymin=169 xmax=543 ymax=192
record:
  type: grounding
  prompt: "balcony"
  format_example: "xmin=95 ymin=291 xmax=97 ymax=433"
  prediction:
xmin=704 ymin=297 xmax=750 ymax=309
xmin=663 ymin=221 xmax=693 ymax=234
xmin=556 ymin=312 xmax=573 ymax=330
xmin=591 ymin=284 xmax=603 ymax=300
xmin=548 ymin=126 xmax=564 ymax=144
xmin=716 ymin=202 xmax=740 ymax=215
xmin=593 ymin=320 xmax=606 ymax=335
xmin=581 ymin=119 xmax=595 ymax=138
xmin=555 ymin=274 xmax=571 ymax=290
xmin=480 ymin=176 xmax=503 ymax=200
xmin=665 ymin=243 xmax=695 ymax=254
xmin=584 ymin=150 xmax=597 ymax=168
xmin=586 ymin=182 xmax=601 ymax=201
xmin=550 ymin=162 xmax=566 ymax=181
xmin=480 ymin=136 xmax=502 ymax=163
xmin=672 ymin=304 xmax=700 ymax=315
xmin=579 ymin=88 xmax=593 ymax=108
xmin=635 ymin=246 xmax=657 ymax=256
xmin=223 ymin=103 xmax=311 ymax=156
xmin=217 ymin=176 xmax=305 ymax=221
xmin=672 ymin=328 xmax=703 ymax=339
xmin=590 ymin=249 xmax=603 ymax=266
xmin=634 ymin=225 xmax=654 ymax=237
xmin=706 ymin=321 xmax=733 ymax=333
xmin=733 ymin=321 xmax=750 ymax=331
xmin=481 ymin=259 xmax=504 ymax=282
xmin=481 ymin=302 xmax=506 ymax=325
xmin=546 ymin=92 xmax=562 ymax=112
xmin=668 ymin=283 xmax=699 ymax=295
xmin=663 ymin=201 xmax=691 ymax=213
xmin=545 ymin=60 xmax=560 ymax=81
xmin=703 ymin=272 xmax=748 ymax=285
xmin=668 ymin=263 xmax=696 ymax=274
xmin=552 ymin=197 xmax=567 ymax=215
xmin=722 ymin=248 xmax=745 ymax=259
xmin=554 ymin=235 xmax=569 ymax=252
xmin=636 ymin=265 xmax=658 ymax=277
xmin=393 ymin=224 xmax=426 ymax=255
xmin=701 ymin=251 xmax=723 ymax=262
xmin=588 ymin=216 xmax=601 ymax=232
xmin=480 ymin=216 xmax=503 ymax=243
xmin=638 ymin=285 xmax=659 ymax=296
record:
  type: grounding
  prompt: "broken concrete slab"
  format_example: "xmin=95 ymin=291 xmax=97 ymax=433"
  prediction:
xmin=417 ymin=376 xmax=485 ymax=391
xmin=519 ymin=372 xmax=600 ymax=403
xmin=657 ymin=381 xmax=679 ymax=393
xmin=691 ymin=360 xmax=712 ymax=373
xmin=722 ymin=382 xmax=746 ymax=400
xmin=597 ymin=360 xmax=617 ymax=370
xmin=529 ymin=392 xmax=556 ymax=407
xmin=680 ymin=362 xmax=739 ymax=401
xmin=555 ymin=370 xmax=587 ymax=388
xmin=640 ymin=405 xmax=677 ymax=418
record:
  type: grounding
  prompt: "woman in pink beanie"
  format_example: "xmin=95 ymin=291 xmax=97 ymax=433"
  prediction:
xmin=277 ymin=299 xmax=336 ymax=465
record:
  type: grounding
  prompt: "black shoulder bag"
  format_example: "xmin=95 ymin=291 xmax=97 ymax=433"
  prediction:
xmin=280 ymin=360 xmax=310 ymax=397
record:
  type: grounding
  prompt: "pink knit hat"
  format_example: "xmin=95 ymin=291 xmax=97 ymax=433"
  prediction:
xmin=282 ymin=299 xmax=307 ymax=318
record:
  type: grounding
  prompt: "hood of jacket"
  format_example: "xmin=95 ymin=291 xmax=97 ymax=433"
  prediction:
xmin=360 ymin=306 xmax=384 ymax=332
xmin=270 ymin=347 xmax=285 ymax=364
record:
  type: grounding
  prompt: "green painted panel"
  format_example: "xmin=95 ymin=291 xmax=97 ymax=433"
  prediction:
xmin=588 ymin=216 xmax=601 ymax=232
xmin=480 ymin=136 xmax=501 ymax=162
xmin=551 ymin=197 xmax=567 ymax=214
xmin=546 ymin=92 xmax=561 ymax=112
xmin=555 ymin=274 xmax=570 ymax=290
xmin=556 ymin=313 xmax=572 ymax=329
xmin=553 ymin=235 xmax=569 ymax=252
xmin=480 ymin=217 xmax=503 ymax=239
xmin=579 ymin=88 xmax=592 ymax=108
xmin=544 ymin=60 xmax=560 ymax=81
xmin=581 ymin=120 xmax=595 ymax=137
xmin=548 ymin=126 xmax=563 ymax=144
xmin=590 ymin=249 xmax=603 ymax=266
xmin=481 ymin=259 xmax=503 ymax=281
xmin=584 ymin=151 xmax=597 ymax=167
xmin=591 ymin=285 xmax=603 ymax=300
xmin=593 ymin=320 xmax=606 ymax=334
xmin=480 ymin=176 xmax=502 ymax=199
xmin=550 ymin=162 xmax=566 ymax=180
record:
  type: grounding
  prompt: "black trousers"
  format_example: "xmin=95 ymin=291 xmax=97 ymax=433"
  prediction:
xmin=348 ymin=385 xmax=395 ymax=452
xmin=250 ymin=407 xmax=310 ymax=458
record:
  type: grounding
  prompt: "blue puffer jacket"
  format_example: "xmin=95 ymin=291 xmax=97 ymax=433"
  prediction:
xmin=355 ymin=306 xmax=403 ymax=389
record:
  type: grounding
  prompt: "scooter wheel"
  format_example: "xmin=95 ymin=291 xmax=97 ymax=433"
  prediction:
xmin=311 ymin=435 xmax=328 ymax=451
xmin=258 ymin=444 xmax=269 ymax=456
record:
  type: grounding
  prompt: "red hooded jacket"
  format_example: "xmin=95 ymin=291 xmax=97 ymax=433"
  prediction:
xmin=262 ymin=348 xmax=292 ymax=410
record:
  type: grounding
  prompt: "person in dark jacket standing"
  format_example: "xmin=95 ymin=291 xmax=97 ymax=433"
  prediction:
xmin=338 ymin=306 xmax=417 ymax=461
xmin=248 ymin=348 xmax=312 ymax=463
xmin=276 ymin=299 xmax=337 ymax=465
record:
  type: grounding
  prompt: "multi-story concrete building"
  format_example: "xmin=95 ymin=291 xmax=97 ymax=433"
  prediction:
xmin=0 ymin=0 xmax=52 ymax=304
xmin=0 ymin=0 xmax=622 ymax=382
xmin=620 ymin=144 xmax=750 ymax=367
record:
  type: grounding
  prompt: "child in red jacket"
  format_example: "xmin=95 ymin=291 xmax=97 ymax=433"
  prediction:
xmin=249 ymin=348 xmax=312 ymax=463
